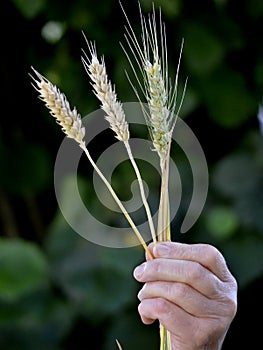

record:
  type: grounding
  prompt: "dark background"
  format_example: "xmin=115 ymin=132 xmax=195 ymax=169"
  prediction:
xmin=0 ymin=0 xmax=263 ymax=349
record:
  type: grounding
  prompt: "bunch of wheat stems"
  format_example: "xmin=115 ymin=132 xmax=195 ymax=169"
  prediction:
xmin=31 ymin=4 xmax=186 ymax=350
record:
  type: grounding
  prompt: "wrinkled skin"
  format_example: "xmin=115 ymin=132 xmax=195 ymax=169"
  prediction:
xmin=133 ymin=242 xmax=237 ymax=350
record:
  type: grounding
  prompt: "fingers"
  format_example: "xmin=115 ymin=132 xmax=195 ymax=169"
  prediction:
xmin=134 ymin=257 xmax=223 ymax=297
xmin=138 ymin=281 xmax=225 ymax=317
xmin=137 ymin=297 xmax=232 ymax=349
xmin=138 ymin=297 xmax=197 ymax=336
xmin=134 ymin=242 xmax=238 ymax=348
xmin=148 ymin=242 xmax=233 ymax=283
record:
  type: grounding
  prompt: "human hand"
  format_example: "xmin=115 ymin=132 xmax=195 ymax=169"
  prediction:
xmin=133 ymin=242 xmax=237 ymax=350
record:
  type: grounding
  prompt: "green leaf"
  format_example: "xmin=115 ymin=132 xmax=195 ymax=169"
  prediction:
xmin=47 ymin=235 xmax=141 ymax=320
xmin=11 ymin=0 xmax=46 ymax=19
xmin=205 ymin=206 xmax=238 ymax=240
xmin=0 ymin=291 xmax=74 ymax=350
xmin=81 ymin=267 xmax=138 ymax=319
xmin=46 ymin=198 xmax=143 ymax=320
xmin=0 ymin=238 xmax=49 ymax=300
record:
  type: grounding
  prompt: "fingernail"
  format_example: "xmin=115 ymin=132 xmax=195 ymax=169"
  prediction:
xmin=154 ymin=243 xmax=170 ymax=256
xmin=134 ymin=263 xmax=146 ymax=279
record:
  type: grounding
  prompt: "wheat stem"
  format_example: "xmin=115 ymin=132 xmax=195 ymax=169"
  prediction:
xmin=82 ymin=40 xmax=157 ymax=243
xmin=157 ymin=142 xmax=171 ymax=242
xmin=160 ymin=325 xmax=172 ymax=350
xmin=124 ymin=141 xmax=157 ymax=244
xmin=160 ymin=324 xmax=165 ymax=350
xmin=79 ymin=142 xmax=152 ymax=257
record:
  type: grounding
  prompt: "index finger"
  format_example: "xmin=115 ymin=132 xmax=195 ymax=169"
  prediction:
xmin=148 ymin=242 xmax=234 ymax=283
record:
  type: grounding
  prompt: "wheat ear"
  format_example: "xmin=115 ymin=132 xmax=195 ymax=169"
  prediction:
xmin=120 ymin=3 xmax=187 ymax=171
xmin=81 ymin=41 xmax=129 ymax=143
xmin=81 ymin=41 xmax=157 ymax=244
xmin=30 ymin=67 xmax=152 ymax=258
xmin=30 ymin=67 xmax=86 ymax=144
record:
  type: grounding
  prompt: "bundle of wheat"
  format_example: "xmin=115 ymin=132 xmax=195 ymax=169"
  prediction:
xmin=30 ymin=3 xmax=186 ymax=349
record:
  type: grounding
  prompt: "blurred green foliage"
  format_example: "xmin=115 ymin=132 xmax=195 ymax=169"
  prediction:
xmin=1 ymin=0 xmax=263 ymax=348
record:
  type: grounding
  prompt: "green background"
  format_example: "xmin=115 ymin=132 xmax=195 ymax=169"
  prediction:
xmin=0 ymin=0 xmax=263 ymax=348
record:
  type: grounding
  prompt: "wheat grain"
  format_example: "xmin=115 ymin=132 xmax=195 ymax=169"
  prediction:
xmin=30 ymin=67 xmax=85 ymax=144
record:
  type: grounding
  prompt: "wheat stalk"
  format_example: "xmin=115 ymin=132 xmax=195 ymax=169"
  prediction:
xmin=81 ymin=40 xmax=157 ymax=244
xmin=30 ymin=67 xmax=152 ymax=258
xmin=120 ymin=4 xmax=187 ymax=349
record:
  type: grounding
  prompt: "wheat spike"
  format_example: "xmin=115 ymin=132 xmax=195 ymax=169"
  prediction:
xmin=120 ymin=3 xmax=186 ymax=169
xmin=81 ymin=42 xmax=129 ymax=142
xmin=144 ymin=58 xmax=171 ymax=164
xmin=30 ymin=67 xmax=85 ymax=144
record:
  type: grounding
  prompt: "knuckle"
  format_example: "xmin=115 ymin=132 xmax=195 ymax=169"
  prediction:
xmin=189 ymin=261 xmax=204 ymax=282
xmin=231 ymin=276 xmax=238 ymax=292
xmin=172 ymin=282 xmax=188 ymax=300
xmin=138 ymin=300 xmax=148 ymax=318
xmin=200 ymin=244 xmax=221 ymax=266
xmin=154 ymin=297 xmax=170 ymax=314
xmin=226 ymin=296 xmax=238 ymax=319
xmin=148 ymin=259 xmax=162 ymax=275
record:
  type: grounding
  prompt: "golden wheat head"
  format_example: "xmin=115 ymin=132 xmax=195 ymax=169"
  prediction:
xmin=30 ymin=67 xmax=85 ymax=145
xmin=81 ymin=41 xmax=129 ymax=142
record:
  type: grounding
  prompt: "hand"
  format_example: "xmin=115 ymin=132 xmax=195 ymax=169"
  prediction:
xmin=133 ymin=242 xmax=237 ymax=350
